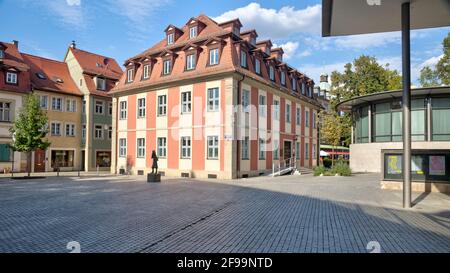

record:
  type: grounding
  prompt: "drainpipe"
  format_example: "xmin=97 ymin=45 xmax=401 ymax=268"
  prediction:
xmin=236 ymin=74 xmax=245 ymax=178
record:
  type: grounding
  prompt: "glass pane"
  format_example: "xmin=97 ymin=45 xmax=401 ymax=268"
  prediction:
xmin=374 ymin=112 xmax=391 ymax=138
xmin=412 ymin=99 xmax=425 ymax=110
xmin=375 ymin=102 xmax=390 ymax=113
xmin=431 ymin=98 xmax=450 ymax=109
xmin=432 ymin=109 xmax=450 ymax=135
xmin=411 ymin=110 xmax=425 ymax=136
xmin=392 ymin=111 xmax=402 ymax=136
xmin=429 ymin=155 xmax=446 ymax=176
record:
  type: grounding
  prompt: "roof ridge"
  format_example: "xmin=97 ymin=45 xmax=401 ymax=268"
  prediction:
xmin=22 ymin=53 xmax=67 ymax=65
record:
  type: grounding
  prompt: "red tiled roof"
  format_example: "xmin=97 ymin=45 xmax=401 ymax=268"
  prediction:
xmin=69 ymin=47 xmax=122 ymax=80
xmin=0 ymin=42 xmax=29 ymax=71
xmin=22 ymin=53 xmax=82 ymax=96
xmin=127 ymin=14 xmax=228 ymax=62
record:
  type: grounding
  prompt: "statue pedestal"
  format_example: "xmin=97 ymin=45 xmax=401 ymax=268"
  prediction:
xmin=147 ymin=173 xmax=161 ymax=183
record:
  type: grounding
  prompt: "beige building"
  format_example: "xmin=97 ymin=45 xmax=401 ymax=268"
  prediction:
xmin=22 ymin=53 xmax=84 ymax=172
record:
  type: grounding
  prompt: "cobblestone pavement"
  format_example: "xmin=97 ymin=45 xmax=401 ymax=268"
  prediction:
xmin=0 ymin=173 xmax=449 ymax=253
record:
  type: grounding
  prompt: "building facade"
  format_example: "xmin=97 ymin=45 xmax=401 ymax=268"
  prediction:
xmin=0 ymin=41 xmax=29 ymax=172
xmin=339 ymin=87 xmax=450 ymax=192
xmin=64 ymin=43 xmax=122 ymax=171
xmin=22 ymin=53 xmax=84 ymax=172
xmin=110 ymin=15 xmax=322 ymax=179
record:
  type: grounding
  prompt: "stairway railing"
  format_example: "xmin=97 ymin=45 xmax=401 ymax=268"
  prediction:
xmin=272 ymin=155 xmax=297 ymax=176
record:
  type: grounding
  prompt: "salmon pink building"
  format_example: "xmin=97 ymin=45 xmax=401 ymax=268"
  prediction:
xmin=110 ymin=15 xmax=322 ymax=179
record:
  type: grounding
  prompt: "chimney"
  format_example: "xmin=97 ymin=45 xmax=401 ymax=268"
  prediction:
xmin=320 ymin=73 xmax=328 ymax=83
xmin=70 ymin=40 xmax=76 ymax=49
xmin=12 ymin=40 xmax=19 ymax=49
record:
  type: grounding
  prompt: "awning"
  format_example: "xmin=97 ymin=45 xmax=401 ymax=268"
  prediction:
xmin=322 ymin=0 xmax=450 ymax=37
xmin=320 ymin=150 xmax=329 ymax=156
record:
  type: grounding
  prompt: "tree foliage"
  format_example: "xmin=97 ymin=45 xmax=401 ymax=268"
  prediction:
xmin=419 ymin=32 xmax=450 ymax=87
xmin=9 ymin=94 xmax=50 ymax=175
xmin=325 ymin=55 xmax=402 ymax=147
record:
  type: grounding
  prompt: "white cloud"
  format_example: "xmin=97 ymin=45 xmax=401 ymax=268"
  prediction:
xmin=334 ymin=32 xmax=401 ymax=50
xmin=299 ymin=50 xmax=312 ymax=57
xmin=213 ymin=2 xmax=321 ymax=39
xmin=66 ymin=0 xmax=81 ymax=6
xmin=273 ymin=41 xmax=299 ymax=60
xmin=45 ymin=0 xmax=85 ymax=28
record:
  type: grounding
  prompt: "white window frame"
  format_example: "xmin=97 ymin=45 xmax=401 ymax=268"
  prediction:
xmin=180 ymin=136 xmax=191 ymax=159
xmin=313 ymin=144 xmax=317 ymax=159
xmin=242 ymin=89 xmax=250 ymax=113
xmin=255 ymin=58 xmax=261 ymax=74
xmin=39 ymin=95 xmax=48 ymax=109
xmin=51 ymin=97 xmax=63 ymax=111
xmin=273 ymin=140 xmax=279 ymax=160
xmin=119 ymin=138 xmax=127 ymax=157
xmin=269 ymin=66 xmax=274 ymax=81
xmin=81 ymin=124 xmax=86 ymax=139
xmin=66 ymin=99 xmax=76 ymax=112
xmin=163 ymin=59 xmax=171 ymax=75
xmin=313 ymin=112 xmax=317 ymax=129
xmin=305 ymin=143 xmax=310 ymax=159
xmin=207 ymin=136 xmax=219 ymax=159
xmin=96 ymin=77 xmax=106 ymax=90
xmin=286 ymin=103 xmax=291 ymax=123
xmin=167 ymin=33 xmax=174 ymax=45
xmin=0 ymin=102 xmax=11 ymax=122
xmin=181 ymin=91 xmax=191 ymax=114
xmin=209 ymin=48 xmax=219 ymax=65
xmin=259 ymin=95 xmax=266 ymax=117
xmin=6 ymin=72 xmax=17 ymax=84
xmin=119 ymin=101 xmax=127 ymax=119
xmin=240 ymin=50 xmax=247 ymax=68
xmin=189 ymin=26 xmax=197 ymax=39
xmin=137 ymin=98 xmax=146 ymax=118
xmin=157 ymin=137 xmax=167 ymax=158
xmin=127 ymin=69 xmax=134 ymax=83
xmin=292 ymin=77 xmax=297 ymax=91
xmin=94 ymin=124 xmax=103 ymax=139
xmin=186 ymin=54 xmax=196 ymax=70
xmin=95 ymin=100 xmax=104 ymax=115
xmin=296 ymin=107 xmax=301 ymax=125
xmin=273 ymin=100 xmax=279 ymax=120
xmin=157 ymin=95 xmax=167 ymax=116
xmin=108 ymin=126 xmax=112 ymax=139
xmin=281 ymin=71 xmax=286 ymax=85
xmin=82 ymin=100 xmax=86 ymax=114
xmin=305 ymin=110 xmax=310 ymax=127
xmin=143 ymin=64 xmax=150 ymax=79
xmin=137 ymin=138 xmax=146 ymax=158
xmin=108 ymin=102 xmax=112 ymax=116
xmin=207 ymin=87 xmax=219 ymax=112
xmin=51 ymin=122 xmax=61 ymax=136
xmin=259 ymin=138 xmax=265 ymax=160
xmin=65 ymin=123 xmax=76 ymax=137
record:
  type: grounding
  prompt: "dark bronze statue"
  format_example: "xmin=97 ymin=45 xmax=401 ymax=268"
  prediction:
xmin=151 ymin=150 xmax=158 ymax=174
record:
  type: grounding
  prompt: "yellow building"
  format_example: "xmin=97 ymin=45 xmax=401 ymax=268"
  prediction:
xmin=22 ymin=53 xmax=83 ymax=172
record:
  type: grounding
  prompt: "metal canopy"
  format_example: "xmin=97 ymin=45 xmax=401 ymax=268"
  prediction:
xmin=323 ymin=0 xmax=450 ymax=37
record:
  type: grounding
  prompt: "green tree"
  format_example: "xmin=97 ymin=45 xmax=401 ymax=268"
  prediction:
xmin=9 ymin=94 xmax=50 ymax=176
xmin=419 ymin=66 xmax=440 ymax=87
xmin=327 ymin=55 xmax=402 ymax=147
xmin=319 ymin=111 xmax=343 ymax=166
xmin=436 ymin=32 xmax=450 ymax=85
xmin=418 ymin=32 xmax=450 ymax=87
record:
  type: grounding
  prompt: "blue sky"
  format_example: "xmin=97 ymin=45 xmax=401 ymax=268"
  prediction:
xmin=1 ymin=0 xmax=449 ymax=85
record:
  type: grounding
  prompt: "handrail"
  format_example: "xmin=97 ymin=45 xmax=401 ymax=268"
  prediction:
xmin=272 ymin=155 xmax=297 ymax=176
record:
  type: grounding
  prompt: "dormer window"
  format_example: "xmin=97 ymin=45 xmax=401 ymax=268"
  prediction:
xmin=209 ymin=48 xmax=219 ymax=66
xmin=301 ymin=82 xmax=306 ymax=95
xmin=127 ymin=68 xmax=134 ymax=83
xmin=265 ymin=47 xmax=270 ymax=55
xmin=233 ymin=27 xmax=240 ymax=37
xmin=189 ymin=26 xmax=197 ymax=39
xmin=6 ymin=71 xmax=17 ymax=85
xmin=269 ymin=66 xmax=274 ymax=81
xmin=96 ymin=77 xmax=106 ymax=91
xmin=240 ymin=50 xmax=247 ymax=68
xmin=250 ymin=37 xmax=256 ymax=46
xmin=143 ymin=64 xmax=150 ymax=79
xmin=186 ymin=54 xmax=196 ymax=70
xmin=281 ymin=71 xmax=286 ymax=85
xmin=0 ymin=49 xmax=4 ymax=59
xmin=163 ymin=59 xmax=172 ymax=75
xmin=255 ymin=58 xmax=261 ymax=74
xmin=167 ymin=33 xmax=174 ymax=45
xmin=292 ymin=77 xmax=297 ymax=91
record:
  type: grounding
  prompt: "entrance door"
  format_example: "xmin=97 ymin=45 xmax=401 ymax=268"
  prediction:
xmin=284 ymin=141 xmax=292 ymax=161
xmin=81 ymin=151 xmax=85 ymax=171
xmin=34 ymin=149 xmax=46 ymax=172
